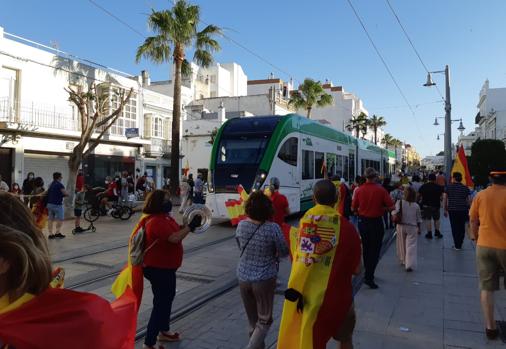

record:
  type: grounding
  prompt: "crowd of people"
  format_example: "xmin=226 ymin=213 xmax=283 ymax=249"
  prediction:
xmin=1 ymin=164 xmax=505 ymax=348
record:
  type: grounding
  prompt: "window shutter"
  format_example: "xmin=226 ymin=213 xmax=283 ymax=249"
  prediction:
xmin=163 ymin=118 xmax=171 ymax=140
xmin=144 ymin=114 xmax=152 ymax=138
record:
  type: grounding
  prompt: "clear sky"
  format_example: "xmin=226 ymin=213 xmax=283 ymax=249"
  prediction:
xmin=2 ymin=0 xmax=506 ymax=157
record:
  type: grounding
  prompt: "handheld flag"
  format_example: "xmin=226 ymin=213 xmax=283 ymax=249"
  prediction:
xmin=451 ymin=145 xmax=474 ymax=188
xmin=225 ymin=185 xmax=249 ymax=226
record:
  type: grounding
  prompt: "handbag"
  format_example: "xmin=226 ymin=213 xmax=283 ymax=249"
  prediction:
xmin=392 ymin=199 xmax=403 ymax=224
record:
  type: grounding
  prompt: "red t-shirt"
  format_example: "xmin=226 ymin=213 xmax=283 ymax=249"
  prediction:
xmin=271 ymin=191 xmax=289 ymax=226
xmin=143 ymin=214 xmax=183 ymax=269
xmin=75 ymin=174 xmax=84 ymax=192
xmin=351 ymin=182 xmax=394 ymax=218
xmin=105 ymin=182 xmax=117 ymax=197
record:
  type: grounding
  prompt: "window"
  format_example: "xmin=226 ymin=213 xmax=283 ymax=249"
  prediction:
xmin=0 ymin=67 xmax=20 ymax=119
xmin=210 ymin=75 xmax=217 ymax=83
xmin=346 ymin=153 xmax=353 ymax=182
xmin=326 ymin=153 xmax=336 ymax=177
xmin=210 ymin=91 xmax=217 ymax=98
xmin=217 ymin=136 xmax=269 ymax=165
xmin=278 ymin=137 xmax=298 ymax=166
xmin=336 ymin=155 xmax=344 ymax=177
xmin=152 ymin=116 xmax=163 ymax=138
xmin=315 ymin=152 xmax=324 ymax=179
xmin=107 ymin=87 xmax=137 ymax=136
xmin=302 ymin=150 xmax=314 ymax=180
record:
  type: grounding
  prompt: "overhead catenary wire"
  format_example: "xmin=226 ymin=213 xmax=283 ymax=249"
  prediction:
xmin=384 ymin=0 xmax=445 ymax=101
xmin=344 ymin=0 xmax=427 ymax=147
xmin=87 ymin=0 xmax=146 ymax=39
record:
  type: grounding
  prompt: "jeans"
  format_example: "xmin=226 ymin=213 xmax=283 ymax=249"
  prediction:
xmin=358 ymin=217 xmax=385 ymax=282
xmin=449 ymin=210 xmax=468 ymax=249
xmin=143 ymin=267 xmax=177 ymax=346
xmin=239 ymin=278 xmax=276 ymax=349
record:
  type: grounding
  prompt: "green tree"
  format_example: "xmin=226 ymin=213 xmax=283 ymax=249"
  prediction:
xmin=288 ymin=78 xmax=333 ymax=118
xmin=136 ymin=0 xmax=221 ymax=194
xmin=346 ymin=112 xmax=368 ymax=138
xmin=367 ymin=114 xmax=386 ymax=145
xmin=469 ymin=139 xmax=506 ymax=187
xmin=381 ymin=133 xmax=395 ymax=149
xmin=436 ymin=151 xmax=444 ymax=156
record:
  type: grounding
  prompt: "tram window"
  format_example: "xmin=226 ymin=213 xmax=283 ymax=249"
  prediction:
xmin=217 ymin=137 xmax=269 ymax=164
xmin=336 ymin=155 xmax=343 ymax=177
xmin=326 ymin=153 xmax=336 ymax=177
xmin=315 ymin=152 xmax=324 ymax=179
xmin=302 ymin=150 xmax=314 ymax=180
xmin=278 ymin=137 xmax=298 ymax=166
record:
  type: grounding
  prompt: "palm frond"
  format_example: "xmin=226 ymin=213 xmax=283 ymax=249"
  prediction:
xmin=194 ymin=49 xmax=213 ymax=67
xmin=181 ymin=59 xmax=193 ymax=78
xmin=135 ymin=35 xmax=171 ymax=63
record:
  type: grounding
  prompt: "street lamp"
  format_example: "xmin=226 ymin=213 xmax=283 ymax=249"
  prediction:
xmin=424 ymin=65 xmax=452 ymax=177
xmin=434 ymin=116 xmax=466 ymax=132
xmin=436 ymin=133 xmax=445 ymax=141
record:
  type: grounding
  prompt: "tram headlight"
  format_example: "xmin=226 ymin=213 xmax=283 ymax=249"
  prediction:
xmin=252 ymin=170 xmax=268 ymax=191
xmin=207 ymin=171 xmax=214 ymax=193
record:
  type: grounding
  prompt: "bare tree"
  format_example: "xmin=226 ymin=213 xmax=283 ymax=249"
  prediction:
xmin=0 ymin=124 xmax=37 ymax=147
xmin=64 ymin=84 xmax=133 ymax=205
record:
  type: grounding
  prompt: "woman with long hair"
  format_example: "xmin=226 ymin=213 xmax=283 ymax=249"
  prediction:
xmin=393 ymin=186 xmax=422 ymax=272
xmin=236 ymin=191 xmax=289 ymax=349
xmin=0 ymin=192 xmax=137 ymax=349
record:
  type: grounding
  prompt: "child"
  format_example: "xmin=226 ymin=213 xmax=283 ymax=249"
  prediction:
xmin=74 ymin=185 xmax=87 ymax=233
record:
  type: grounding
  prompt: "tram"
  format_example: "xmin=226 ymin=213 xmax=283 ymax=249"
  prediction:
xmin=206 ymin=114 xmax=396 ymax=220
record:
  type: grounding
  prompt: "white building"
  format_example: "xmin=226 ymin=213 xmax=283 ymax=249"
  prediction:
xmin=421 ymin=156 xmax=444 ymax=171
xmin=0 ymin=27 xmax=175 ymax=188
xmin=475 ymin=79 xmax=506 ymax=143
xmin=458 ymin=130 xmax=479 ymax=156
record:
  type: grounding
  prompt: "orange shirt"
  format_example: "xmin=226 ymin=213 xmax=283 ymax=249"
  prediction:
xmin=469 ymin=185 xmax=506 ymax=249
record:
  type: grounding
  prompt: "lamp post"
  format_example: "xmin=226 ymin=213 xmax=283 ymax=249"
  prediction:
xmin=424 ymin=65 xmax=452 ymax=177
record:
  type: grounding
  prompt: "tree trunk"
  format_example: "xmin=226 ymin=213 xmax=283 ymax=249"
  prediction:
xmin=170 ymin=50 xmax=183 ymax=196
xmin=64 ymin=148 xmax=82 ymax=217
xmin=374 ymin=127 xmax=378 ymax=145
xmin=306 ymin=107 xmax=312 ymax=119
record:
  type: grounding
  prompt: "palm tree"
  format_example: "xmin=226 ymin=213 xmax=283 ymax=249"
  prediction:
xmin=288 ymin=78 xmax=333 ymax=118
xmin=136 ymin=0 xmax=221 ymax=195
xmin=381 ymin=133 xmax=395 ymax=149
xmin=346 ymin=112 xmax=368 ymax=138
xmin=367 ymin=114 xmax=386 ymax=145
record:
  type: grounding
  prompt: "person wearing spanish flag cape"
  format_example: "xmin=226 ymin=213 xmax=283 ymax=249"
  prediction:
xmin=277 ymin=180 xmax=361 ymax=349
xmin=0 ymin=192 xmax=137 ymax=349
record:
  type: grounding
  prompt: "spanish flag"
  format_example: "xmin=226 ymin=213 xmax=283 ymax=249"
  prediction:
xmin=225 ymin=185 xmax=249 ymax=226
xmin=0 ymin=287 xmax=137 ymax=349
xmin=451 ymin=145 xmax=474 ymax=188
xmin=277 ymin=205 xmax=361 ymax=349
xmin=111 ymin=214 xmax=150 ymax=310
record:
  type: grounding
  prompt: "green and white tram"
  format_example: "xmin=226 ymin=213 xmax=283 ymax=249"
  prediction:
xmin=206 ymin=114 xmax=395 ymax=220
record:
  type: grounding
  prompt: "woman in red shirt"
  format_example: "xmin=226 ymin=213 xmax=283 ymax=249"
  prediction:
xmin=141 ymin=190 xmax=201 ymax=349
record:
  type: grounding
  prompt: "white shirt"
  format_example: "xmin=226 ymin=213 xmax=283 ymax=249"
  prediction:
xmin=393 ymin=200 xmax=422 ymax=226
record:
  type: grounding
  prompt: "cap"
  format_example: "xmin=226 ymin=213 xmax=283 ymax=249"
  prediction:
xmin=490 ymin=167 xmax=506 ymax=178
xmin=364 ymin=167 xmax=377 ymax=179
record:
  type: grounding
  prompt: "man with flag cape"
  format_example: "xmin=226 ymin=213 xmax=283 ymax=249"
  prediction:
xmin=278 ymin=180 xmax=361 ymax=349
xmin=451 ymin=145 xmax=474 ymax=188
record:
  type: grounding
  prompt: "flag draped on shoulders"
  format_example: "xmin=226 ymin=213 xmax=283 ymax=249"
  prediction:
xmin=277 ymin=205 xmax=361 ymax=349
xmin=451 ymin=145 xmax=474 ymax=188
xmin=0 ymin=287 xmax=136 ymax=349
xmin=225 ymin=185 xmax=249 ymax=226
xmin=111 ymin=214 xmax=151 ymax=310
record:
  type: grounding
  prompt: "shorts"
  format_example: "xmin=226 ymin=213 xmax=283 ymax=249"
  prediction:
xmin=74 ymin=208 xmax=82 ymax=217
xmin=333 ymin=304 xmax=356 ymax=342
xmin=46 ymin=203 xmax=64 ymax=221
xmin=421 ymin=206 xmax=440 ymax=221
xmin=476 ymin=246 xmax=506 ymax=291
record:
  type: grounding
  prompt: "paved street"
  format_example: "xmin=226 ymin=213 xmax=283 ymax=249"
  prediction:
xmin=47 ymin=212 xmax=506 ymax=349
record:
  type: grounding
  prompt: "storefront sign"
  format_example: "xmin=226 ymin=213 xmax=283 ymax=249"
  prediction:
xmin=125 ymin=128 xmax=139 ymax=139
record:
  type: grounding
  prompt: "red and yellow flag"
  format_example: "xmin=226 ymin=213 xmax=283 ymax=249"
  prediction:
xmin=451 ymin=145 xmax=474 ymax=188
xmin=111 ymin=214 xmax=150 ymax=310
xmin=277 ymin=205 xmax=361 ymax=349
xmin=225 ymin=185 xmax=249 ymax=226
xmin=0 ymin=287 xmax=136 ymax=349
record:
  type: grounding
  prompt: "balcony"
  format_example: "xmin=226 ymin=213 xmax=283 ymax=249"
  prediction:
xmin=0 ymin=98 xmax=79 ymax=132
xmin=144 ymin=138 xmax=171 ymax=158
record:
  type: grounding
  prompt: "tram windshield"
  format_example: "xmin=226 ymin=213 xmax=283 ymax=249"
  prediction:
xmin=217 ymin=136 xmax=269 ymax=165
xmin=212 ymin=116 xmax=280 ymax=192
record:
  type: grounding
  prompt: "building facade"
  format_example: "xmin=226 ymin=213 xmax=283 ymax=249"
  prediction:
xmin=0 ymin=27 xmax=175 ymax=188
xmin=475 ymin=80 xmax=506 ymax=143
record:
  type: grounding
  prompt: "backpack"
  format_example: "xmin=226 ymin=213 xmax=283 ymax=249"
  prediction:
xmin=130 ymin=217 xmax=157 ymax=266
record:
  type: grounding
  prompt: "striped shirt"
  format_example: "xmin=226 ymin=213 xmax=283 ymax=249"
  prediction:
xmin=446 ymin=183 xmax=470 ymax=211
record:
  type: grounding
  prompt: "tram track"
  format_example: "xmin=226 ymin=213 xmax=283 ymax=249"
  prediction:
xmin=66 ymin=234 xmax=235 ymax=290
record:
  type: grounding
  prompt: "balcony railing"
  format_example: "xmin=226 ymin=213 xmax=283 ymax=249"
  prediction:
xmin=0 ymin=98 xmax=79 ymax=131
